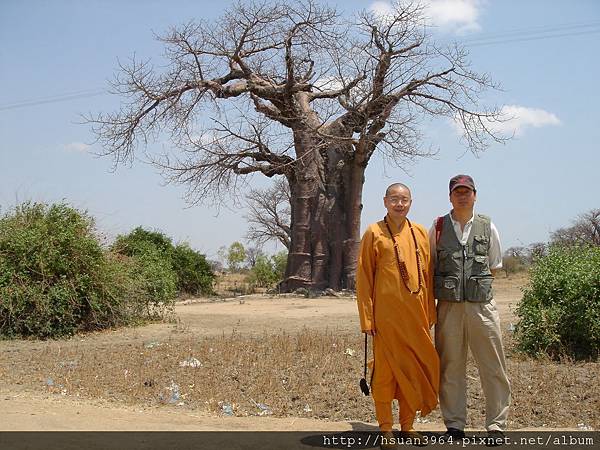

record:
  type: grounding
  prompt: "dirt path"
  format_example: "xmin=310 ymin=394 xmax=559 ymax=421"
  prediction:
xmin=1 ymin=388 xmax=380 ymax=431
xmin=2 ymin=276 xmax=537 ymax=431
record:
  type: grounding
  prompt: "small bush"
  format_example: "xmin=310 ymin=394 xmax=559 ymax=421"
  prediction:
xmin=171 ymin=243 xmax=215 ymax=295
xmin=112 ymin=227 xmax=214 ymax=297
xmin=272 ymin=251 xmax=287 ymax=279
xmin=111 ymin=226 xmax=173 ymax=258
xmin=247 ymin=251 xmax=287 ymax=289
xmin=111 ymin=228 xmax=178 ymax=314
xmin=515 ymin=245 xmax=600 ymax=360
xmin=124 ymin=241 xmax=178 ymax=315
xmin=247 ymin=255 xmax=279 ymax=288
xmin=0 ymin=202 xmax=128 ymax=338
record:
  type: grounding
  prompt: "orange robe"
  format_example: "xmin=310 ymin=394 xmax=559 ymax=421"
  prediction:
xmin=356 ymin=215 xmax=439 ymax=417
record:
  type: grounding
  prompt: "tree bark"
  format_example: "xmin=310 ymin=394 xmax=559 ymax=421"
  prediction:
xmin=282 ymin=137 xmax=366 ymax=292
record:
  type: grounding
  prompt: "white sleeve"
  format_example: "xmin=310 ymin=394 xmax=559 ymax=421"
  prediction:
xmin=489 ymin=222 xmax=502 ymax=269
xmin=428 ymin=220 xmax=437 ymax=266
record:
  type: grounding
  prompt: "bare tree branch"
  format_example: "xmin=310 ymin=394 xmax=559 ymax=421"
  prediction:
xmin=551 ymin=208 xmax=600 ymax=247
xmin=245 ymin=177 xmax=291 ymax=249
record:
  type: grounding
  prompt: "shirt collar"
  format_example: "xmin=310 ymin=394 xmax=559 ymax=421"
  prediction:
xmin=449 ymin=210 xmax=475 ymax=226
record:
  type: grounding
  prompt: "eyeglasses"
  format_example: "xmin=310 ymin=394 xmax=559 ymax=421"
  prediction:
xmin=386 ymin=196 xmax=411 ymax=205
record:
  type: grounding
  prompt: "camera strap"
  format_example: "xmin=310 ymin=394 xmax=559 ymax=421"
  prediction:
xmin=363 ymin=333 xmax=368 ymax=379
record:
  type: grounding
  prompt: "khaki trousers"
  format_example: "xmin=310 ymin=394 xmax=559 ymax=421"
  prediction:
xmin=435 ymin=299 xmax=511 ymax=432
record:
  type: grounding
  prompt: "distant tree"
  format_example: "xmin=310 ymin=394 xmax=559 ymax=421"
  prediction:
xmin=207 ymin=259 xmax=224 ymax=273
xmin=502 ymin=246 xmax=528 ymax=275
xmin=504 ymin=246 xmax=528 ymax=261
xmin=550 ymin=208 xmax=600 ymax=247
xmin=216 ymin=245 xmax=228 ymax=269
xmin=248 ymin=254 xmax=279 ymax=288
xmin=227 ymin=241 xmax=247 ymax=272
xmin=528 ymin=241 xmax=547 ymax=260
xmin=502 ymin=257 xmax=524 ymax=277
xmin=247 ymin=250 xmax=289 ymax=289
xmin=245 ymin=178 xmax=291 ymax=250
xmin=245 ymin=246 xmax=266 ymax=268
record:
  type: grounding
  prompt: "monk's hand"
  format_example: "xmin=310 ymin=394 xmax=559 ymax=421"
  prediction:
xmin=364 ymin=329 xmax=376 ymax=336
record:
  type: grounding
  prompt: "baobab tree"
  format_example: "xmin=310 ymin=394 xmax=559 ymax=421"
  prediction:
xmin=89 ymin=0 xmax=505 ymax=291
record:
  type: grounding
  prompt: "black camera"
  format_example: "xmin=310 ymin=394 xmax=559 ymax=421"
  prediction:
xmin=359 ymin=377 xmax=370 ymax=396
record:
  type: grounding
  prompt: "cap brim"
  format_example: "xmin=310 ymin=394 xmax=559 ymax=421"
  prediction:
xmin=450 ymin=183 xmax=475 ymax=192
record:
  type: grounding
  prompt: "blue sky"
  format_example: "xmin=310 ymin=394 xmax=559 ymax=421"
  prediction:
xmin=1 ymin=0 xmax=599 ymax=259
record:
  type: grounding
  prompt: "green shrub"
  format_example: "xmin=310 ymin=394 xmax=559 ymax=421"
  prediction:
xmin=111 ymin=229 xmax=177 ymax=308
xmin=171 ymin=243 xmax=215 ymax=295
xmin=0 ymin=202 xmax=128 ymax=338
xmin=112 ymin=227 xmax=214 ymax=297
xmin=248 ymin=254 xmax=278 ymax=288
xmin=515 ymin=245 xmax=600 ymax=360
xmin=111 ymin=226 xmax=173 ymax=257
xmin=123 ymin=241 xmax=177 ymax=316
xmin=247 ymin=251 xmax=288 ymax=289
xmin=272 ymin=251 xmax=287 ymax=279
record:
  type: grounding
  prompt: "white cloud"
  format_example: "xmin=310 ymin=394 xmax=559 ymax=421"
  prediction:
xmin=64 ymin=142 xmax=90 ymax=153
xmin=427 ymin=0 xmax=481 ymax=34
xmin=369 ymin=0 xmax=483 ymax=34
xmin=452 ymin=105 xmax=561 ymax=138
xmin=369 ymin=1 xmax=394 ymax=18
xmin=313 ymin=76 xmax=346 ymax=91
xmin=488 ymin=105 xmax=561 ymax=137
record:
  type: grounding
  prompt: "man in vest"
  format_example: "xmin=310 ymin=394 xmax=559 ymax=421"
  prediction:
xmin=429 ymin=174 xmax=511 ymax=443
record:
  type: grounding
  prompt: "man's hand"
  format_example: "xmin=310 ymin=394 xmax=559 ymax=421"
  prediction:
xmin=364 ymin=330 xmax=376 ymax=336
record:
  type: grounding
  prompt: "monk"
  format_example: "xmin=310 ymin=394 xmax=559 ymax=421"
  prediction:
xmin=356 ymin=183 xmax=439 ymax=448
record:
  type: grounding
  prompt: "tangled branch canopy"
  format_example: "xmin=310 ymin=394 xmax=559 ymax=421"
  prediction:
xmin=89 ymin=0 xmax=505 ymax=203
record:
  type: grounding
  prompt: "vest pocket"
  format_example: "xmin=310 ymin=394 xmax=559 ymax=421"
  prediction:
xmin=473 ymin=235 xmax=489 ymax=255
xmin=472 ymin=255 xmax=491 ymax=274
xmin=437 ymin=249 xmax=461 ymax=273
xmin=434 ymin=275 xmax=461 ymax=302
xmin=466 ymin=276 xmax=494 ymax=302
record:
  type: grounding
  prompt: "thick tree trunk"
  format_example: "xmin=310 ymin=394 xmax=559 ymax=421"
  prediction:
xmin=341 ymin=157 xmax=367 ymax=290
xmin=281 ymin=137 xmax=366 ymax=292
xmin=282 ymin=129 xmax=322 ymax=291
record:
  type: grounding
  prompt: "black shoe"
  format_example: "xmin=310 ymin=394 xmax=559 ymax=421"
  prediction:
xmin=485 ymin=430 xmax=506 ymax=447
xmin=443 ymin=428 xmax=465 ymax=441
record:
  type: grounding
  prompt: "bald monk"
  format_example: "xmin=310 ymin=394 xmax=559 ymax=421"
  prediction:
xmin=356 ymin=183 xmax=439 ymax=448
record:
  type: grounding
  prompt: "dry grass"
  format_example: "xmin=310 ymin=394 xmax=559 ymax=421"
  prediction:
xmin=2 ymin=328 xmax=598 ymax=429
xmin=213 ymin=272 xmax=254 ymax=296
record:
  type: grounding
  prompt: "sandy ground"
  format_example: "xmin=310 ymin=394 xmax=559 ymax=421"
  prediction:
xmin=1 ymin=276 xmax=538 ymax=432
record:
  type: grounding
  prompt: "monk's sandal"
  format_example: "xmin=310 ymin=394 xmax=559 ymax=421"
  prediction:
xmin=379 ymin=431 xmax=400 ymax=450
xmin=400 ymin=430 xmax=428 ymax=447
